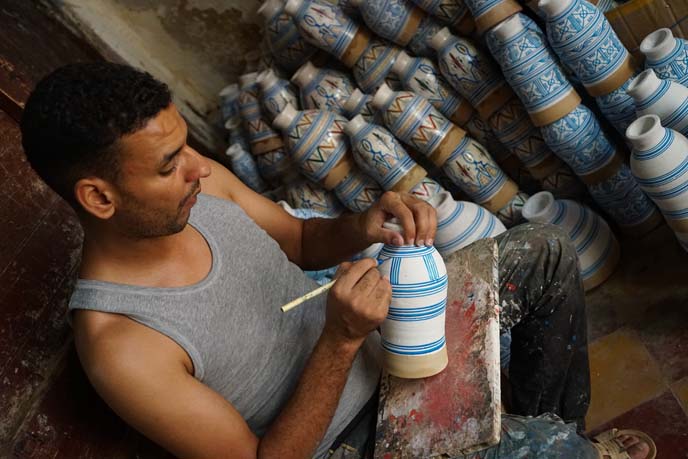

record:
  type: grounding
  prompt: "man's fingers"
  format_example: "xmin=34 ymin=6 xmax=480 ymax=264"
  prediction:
xmin=380 ymin=192 xmax=416 ymax=244
xmin=334 ymin=258 xmax=378 ymax=291
xmin=399 ymin=193 xmax=437 ymax=246
xmin=333 ymin=261 xmax=353 ymax=280
xmin=354 ymin=266 xmax=382 ymax=297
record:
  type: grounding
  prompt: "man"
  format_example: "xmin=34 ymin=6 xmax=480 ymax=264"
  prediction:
xmin=20 ymin=62 xmax=654 ymax=459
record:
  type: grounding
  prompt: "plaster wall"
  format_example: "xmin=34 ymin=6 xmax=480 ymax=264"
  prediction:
xmin=45 ymin=0 xmax=264 ymax=154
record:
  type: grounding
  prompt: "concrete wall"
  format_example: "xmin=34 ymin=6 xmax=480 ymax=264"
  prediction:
xmin=44 ymin=0 xmax=264 ymax=155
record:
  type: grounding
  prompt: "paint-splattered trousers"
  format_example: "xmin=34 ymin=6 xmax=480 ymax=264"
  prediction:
xmin=326 ymin=223 xmax=595 ymax=459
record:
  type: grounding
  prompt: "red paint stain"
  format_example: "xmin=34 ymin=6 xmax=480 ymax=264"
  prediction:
xmin=409 ymin=409 xmax=424 ymax=423
xmin=506 ymin=282 xmax=517 ymax=292
xmin=383 ymin=454 xmax=392 ymax=459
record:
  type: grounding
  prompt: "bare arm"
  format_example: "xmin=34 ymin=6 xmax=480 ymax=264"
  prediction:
xmin=74 ymin=259 xmax=390 ymax=459
xmin=202 ymin=159 xmax=437 ymax=270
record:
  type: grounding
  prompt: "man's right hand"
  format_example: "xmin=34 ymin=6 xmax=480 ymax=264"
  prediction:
xmin=324 ymin=258 xmax=392 ymax=346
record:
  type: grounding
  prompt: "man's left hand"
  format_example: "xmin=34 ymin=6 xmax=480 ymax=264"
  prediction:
xmin=359 ymin=191 xmax=437 ymax=247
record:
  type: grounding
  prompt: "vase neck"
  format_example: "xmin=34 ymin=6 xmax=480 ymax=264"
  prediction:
xmin=627 ymin=69 xmax=661 ymax=103
xmin=522 ymin=191 xmax=558 ymax=223
xmin=626 ymin=114 xmax=666 ymax=152
xmin=640 ymin=28 xmax=677 ymax=62
xmin=539 ymin=0 xmax=574 ymax=18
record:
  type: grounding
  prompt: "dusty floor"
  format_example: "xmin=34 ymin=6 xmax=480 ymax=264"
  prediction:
xmin=585 ymin=223 xmax=688 ymax=457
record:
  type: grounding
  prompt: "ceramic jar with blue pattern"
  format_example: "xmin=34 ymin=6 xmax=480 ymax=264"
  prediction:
xmin=285 ymin=180 xmax=346 ymax=217
xmin=343 ymin=89 xmax=378 ymax=123
xmin=541 ymin=104 xmax=661 ymax=234
xmin=429 ymin=190 xmax=506 ymax=257
xmin=391 ymin=50 xmax=472 ymax=127
xmin=332 ymin=168 xmax=384 ymax=212
xmin=258 ymin=0 xmax=317 ymax=73
xmin=377 ymin=221 xmax=449 ymax=378
xmin=257 ymin=69 xmax=300 ymax=122
xmin=273 ymin=104 xmax=355 ymax=190
xmin=522 ymin=191 xmax=620 ymax=291
xmin=285 ymin=0 xmax=370 ymax=67
xmin=409 ymin=0 xmax=474 ymax=35
xmin=640 ymin=28 xmax=688 ymax=87
xmin=345 ymin=115 xmax=428 ymax=192
xmin=594 ymin=74 xmax=638 ymax=136
xmin=408 ymin=176 xmax=444 ymax=203
xmin=371 ymin=83 xmax=463 ymax=168
xmin=539 ymin=0 xmax=635 ymax=97
xmin=407 ymin=14 xmax=444 ymax=57
xmin=430 ymin=28 xmax=513 ymax=120
xmin=238 ymin=72 xmax=284 ymax=155
xmin=627 ymin=69 xmax=688 ymax=137
xmin=224 ymin=117 xmax=250 ymax=155
xmin=292 ymin=61 xmax=355 ymax=115
xmin=487 ymin=13 xmax=581 ymax=127
xmin=440 ymin=134 xmax=521 ymax=219
xmin=226 ymin=143 xmax=268 ymax=193
xmin=352 ymin=38 xmax=403 ymax=93
xmin=627 ymin=114 xmax=688 ymax=248
xmin=463 ymin=0 xmax=522 ymax=34
xmin=256 ymin=148 xmax=295 ymax=186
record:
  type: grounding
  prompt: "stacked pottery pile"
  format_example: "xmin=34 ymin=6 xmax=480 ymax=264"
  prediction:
xmin=640 ymin=29 xmax=688 ymax=87
xmin=273 ymin=104 xmax=383 ymax=212
xmin=285 ymin=180 xmax=346 ymax=217
xmin=225 ymin=144 xmax=268 ymax=193
xmin=626 ymin=115 xmax=688 ymax=252
xmin=480 ymin=9 xmax=661 ymax=236
xmin=291 ymin=61 xmax=356 ymax=114
xmin=371 ymin=83 xmax=527 ymax=226
xmin=429 ymin=27 xmax=585 ymax=201
xmin=522 ymin=191 xmax=620 ymax=291
xmin=237 ymin=72 xmax=296 ymax=187
xmin=626 ymin=69 xmax=688 ymax=138
xmin=345 ymin=114 xmax=505 ymax=256
xmin=377 ymin=221 xmax=449 ymax=378
xmin=257 ymin=69 xmax=300 ymax=123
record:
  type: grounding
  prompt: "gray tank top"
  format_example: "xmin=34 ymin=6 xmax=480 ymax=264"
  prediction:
xmin=68 ymin=193 xmax=382 ymax=458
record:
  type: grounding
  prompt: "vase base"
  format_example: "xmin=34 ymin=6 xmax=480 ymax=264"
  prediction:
xmin=342 ymin=27 xmax=373 ymax=68
xmin=474 ymin=0 xmax=522 ymax=34
xmin=530 ymin=89 xmax=582 ymax=127
xmin=322 ymin=154 xmax=355 ymax=190
xmin=391 ymin=163 xmax=428 ymax=193
xmin=476 ymin=85 xmax=515 ymax=121
xmin=383 ymin=345 xmax=449 ymax=379
xmin=585 ymin=54 xmax=637 ymax=97
xmin=431 ymin=124 xmax=468 ymax=168
xmin=251 ymin=135 xmax=284 ymax=155
xmin=481 ymin=178 xmax=519 ymax=214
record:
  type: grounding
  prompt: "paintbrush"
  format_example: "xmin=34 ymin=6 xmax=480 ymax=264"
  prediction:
xmin=280 ymin=259 xmax=384 ymax=313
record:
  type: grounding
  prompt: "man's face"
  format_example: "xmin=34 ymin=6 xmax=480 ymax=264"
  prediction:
xmin=111 ymin=104 xmax=211 ymax=238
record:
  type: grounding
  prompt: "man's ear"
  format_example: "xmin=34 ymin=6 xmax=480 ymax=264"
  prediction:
xmin=74 ymin=177 xmax=117 ymax=220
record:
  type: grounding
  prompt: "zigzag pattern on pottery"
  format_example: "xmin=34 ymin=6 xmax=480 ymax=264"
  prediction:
xmin=436 ymin=36 xmax=504 ymax=107
xmin=380 ymin=92 xmax=453 ymax=156
xmin=495 ymin=191 xmax=528 ymax=227
xmin=353 ymin=39 xmax=403 ymax=93
xmin=238 ymin=84 xmax=280 ymax=144
xmin=441 ymin=136 xmax=508 ymax=203
xmin=292 ymin=1 xmax=359 ymax=59
xmin=286 ymin=110 xmax=349 ymax=182
xmin=332 ymin=169 xmax=384 ymax=212
xmin=488 ymin=100 xmax=551 ymax=168
xmin=256 ymin=148 xmax=292 ymax=181
xmin=266 ymin=12 xmax=317 ymax=70
xmin=412 ymin=0 xmax=468 ymax=25
xmin=540 ymin=166 xmax=586 ymax=199
xmin=286 ymin=180 xmax=345 ymax=217
xmin=545 ymin=0 xmax=628 ymax=87
xmin=409 ymin=177 xmax=443 ymax=202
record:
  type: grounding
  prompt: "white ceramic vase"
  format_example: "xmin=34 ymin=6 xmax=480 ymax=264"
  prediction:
xmin=626 ymin=69 xmax=688 ymax=137
xmin=640 ymin=28 xmax=688 ymax=87
xmin=429 ymin=190 xmax=505 ymax=257
xmin=291 ymin=61 xmax=355 ymax=115
xmin=377 ymin=221 xmax=449 ymax=379
xmin=522 ymin=191 xmax=620 ymax=291
xmin=257 ymin=69 xmax=300 ymax=122
xmin=626 ymin=114 xmax=688 ymax=247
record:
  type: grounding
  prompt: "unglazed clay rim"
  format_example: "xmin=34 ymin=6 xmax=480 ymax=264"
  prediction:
xmin=284 ymin=0 xmax=302 ymax=16
xmin=226 ymin=143 xmax=243 ymax=158
xmin=538 ymin=0 xmax=569 ymax=17
xmin=491 ymin=13 xmax=523 ymax=41
xmin=391 ymin=50 xmax=412 ymax=77
xmin=272 ymin=103 xmax=298 ymax=131
xmin=372 ymin=83 xmax=395 ymax=110
xmin=218 ymin=83 xmax=239 ymax=98
xmin=626 ymin=68 xmax=657 ymax=99
xmin=640 ymin=28 xmax=674 ymax=58
xmin=343 ymin=114 xmax=367 ymax=137
xmin=625 ymin=114 xmax=661 ymax=143
xmin=430 ymin=27 xmax=452 ymax=52
xmin=291 ymin=61 xmax=317 ymax=88
xmin=522 ymin=191 xmax=555 ymax=222
xmin=239 ymin=72 xmax=259 ymax=88
xmin=343 ymin=88 xmax=366 ymax=115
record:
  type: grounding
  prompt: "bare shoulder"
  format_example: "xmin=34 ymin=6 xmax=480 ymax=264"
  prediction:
xmin=72 ymin=310 xmax=193 ymax=381
xmin=200 ymin=157 xmax=241 ymax=201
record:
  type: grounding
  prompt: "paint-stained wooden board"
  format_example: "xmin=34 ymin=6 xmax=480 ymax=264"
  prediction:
xmin=375 ymin=238 xmax=501 ymax=458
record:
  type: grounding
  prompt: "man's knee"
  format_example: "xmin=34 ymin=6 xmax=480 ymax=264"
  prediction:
xmin=498 ymin=222 xmax=579 ymax=273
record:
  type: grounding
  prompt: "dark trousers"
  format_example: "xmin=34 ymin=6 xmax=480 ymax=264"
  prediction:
xmin=328 ymin=222 xmax=592 ymax=458
xmin=497 ymin=223 xmax=590 ymax=429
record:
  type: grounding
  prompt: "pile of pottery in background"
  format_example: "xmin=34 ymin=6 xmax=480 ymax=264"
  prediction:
xmin=218 ymin=0 xmax=688 ymax=291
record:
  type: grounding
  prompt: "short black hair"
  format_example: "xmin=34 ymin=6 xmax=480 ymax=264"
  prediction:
xmin=20 ymin=62 xmax=172 ymax=206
